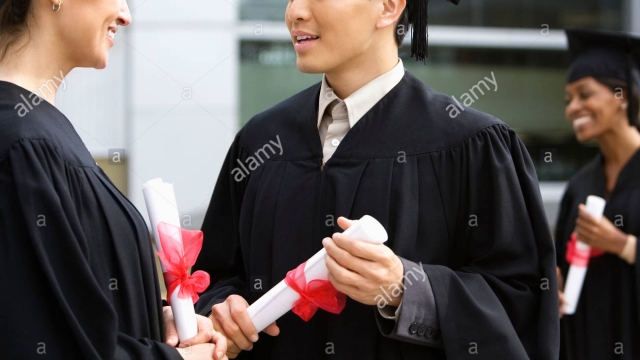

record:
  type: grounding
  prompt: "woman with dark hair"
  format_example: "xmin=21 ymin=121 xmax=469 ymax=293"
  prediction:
xmin=0 ymin=0 xmax=226 ymax=359
xmin=556 ymin=29 xmax=640 ymax=360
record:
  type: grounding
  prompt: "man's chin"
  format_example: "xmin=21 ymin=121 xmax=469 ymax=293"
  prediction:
xmin=295 ymin=59 xmax=327 ymax=74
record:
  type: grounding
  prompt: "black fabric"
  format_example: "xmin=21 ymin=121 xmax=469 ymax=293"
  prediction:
xmin=0 ymin=81 xmax=181 ymax=360
xmin=566 ymin=29 xmax=640 ymax=84
xmin=556 ymin=152 xmax=640 ymax=360
xmin=194 ymin=71 xmax=559 ymax=360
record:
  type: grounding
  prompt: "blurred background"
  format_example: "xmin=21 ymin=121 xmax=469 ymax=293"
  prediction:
xmin=56 ymin=0 xmax=640 ymax=234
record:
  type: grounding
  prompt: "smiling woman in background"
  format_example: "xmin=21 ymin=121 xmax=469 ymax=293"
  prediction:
xmin=556 ymin=29 xmax=640 ymax=360
xmin=0 ymin=0 xmax=226 ymax=359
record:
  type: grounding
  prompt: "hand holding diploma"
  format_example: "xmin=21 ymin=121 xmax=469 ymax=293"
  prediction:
xmin=143 ymin=178 xmax=226 ymax=359
xmin=574 ymin=203 xmax=629 ymax=255
xmin=561 ymin=196 xmax=631 ymax=316
xmin=208 ymin=215 xmax=388 ymax=359
xmin=209 ymin=295 xmax=280 ymax=359
xmin=563 ymin=196 xmax=607 ymax=315
xmin=323 ymin=217 xmax=404 ymax=307
xmin=164 ymin=306 xmax=228 ymax=359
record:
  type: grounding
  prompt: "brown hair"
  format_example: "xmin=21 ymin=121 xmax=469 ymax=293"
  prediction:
xmin=595 ymin=77 xmax=640 ymax=131
xmin=0 ymin=0 xmax=33 ymax=61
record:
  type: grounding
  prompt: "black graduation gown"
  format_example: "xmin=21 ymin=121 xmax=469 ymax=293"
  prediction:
xmin=556 ymin=152 xmax=640 ymax=360
xmin=194 ymin=71 xmax=559 ymax=360
xmin=0 ymin=82 xmax=181 ymax=360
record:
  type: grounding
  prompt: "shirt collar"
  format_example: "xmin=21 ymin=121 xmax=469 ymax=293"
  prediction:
xmin=317 ymin=59 xmax=405 ymax=129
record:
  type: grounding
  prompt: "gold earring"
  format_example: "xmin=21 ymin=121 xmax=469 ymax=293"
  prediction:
xmin=53 ymin=0 xmax=62 ymax=12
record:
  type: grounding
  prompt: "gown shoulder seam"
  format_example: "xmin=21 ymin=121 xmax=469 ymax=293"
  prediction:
xmin=325 ymin=122 xmax=512 ymax=161
xmin=429 ymin=122 xmax=510 ymax=155
xmin=0 ymin=137 xmax=97 ymax=169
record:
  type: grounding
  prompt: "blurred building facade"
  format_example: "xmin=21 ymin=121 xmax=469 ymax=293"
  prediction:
xmin=56 ymin=0 xmax=640 ymax=233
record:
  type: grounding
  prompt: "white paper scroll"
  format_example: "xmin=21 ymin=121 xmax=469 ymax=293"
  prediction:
xmin=247 ymin=215 xmax=388 ymax=333
xmin=562 ymin=195 xmax=606 ymax=315
xmin=143 ymin=178 xmax=198 ymax=342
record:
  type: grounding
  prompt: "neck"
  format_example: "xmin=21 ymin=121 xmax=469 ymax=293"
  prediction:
xmin=0 ymin=32 xmax=71 ymax=105
xmin=597 ymin=123 xmax=640 ymax=168
xmin=324 ymin=41 xmax=399 ymax=99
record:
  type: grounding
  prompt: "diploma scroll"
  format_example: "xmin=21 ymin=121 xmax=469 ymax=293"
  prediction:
xmin=247 ymin=215 xmax=388 ymax=333
xmin=562 ymin=195 xmax=606 ymax=315
xmin=143 ymin=178 xmax=199 ymax=342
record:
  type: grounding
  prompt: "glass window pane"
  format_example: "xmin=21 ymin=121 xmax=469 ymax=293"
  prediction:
xmin=240 ymin=0 xmax=625 ymax=30
xmin=240 ymin=40 xmax=601 ymax=181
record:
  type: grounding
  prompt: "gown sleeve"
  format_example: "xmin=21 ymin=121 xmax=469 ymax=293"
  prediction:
xmin=0 ymin=139 xmax=181 ymax=360
xmin=194 ymin=133 xmax=251 ymax=315
xmin=384 ymin=125 xmax=559 ymax=359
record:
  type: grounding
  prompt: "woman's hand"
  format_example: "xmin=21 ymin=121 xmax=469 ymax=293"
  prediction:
xmin=574 ymin=204 xmax=627 ymax=255
xmin=164 ymin=306 xmax=228 ymax=360
xmin=177 ymin=343 xmax=228 ymax=360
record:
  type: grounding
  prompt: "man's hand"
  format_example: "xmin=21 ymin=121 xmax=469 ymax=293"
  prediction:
xmin=323 ymin=217 xmax=404 ymax=307
xmin=209 ymin=295 xmax=280 ymax=359
xmin=574 ymin=204 xmax=627 ymax=255
xmin=164 ymin=306 xmax=227 ymax=360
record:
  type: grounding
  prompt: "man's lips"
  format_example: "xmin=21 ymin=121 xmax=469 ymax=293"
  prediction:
xmin=291 ymin=30 xmax=320 ymax=52
xmin=291 ymin=30 xmax=319 ymax=43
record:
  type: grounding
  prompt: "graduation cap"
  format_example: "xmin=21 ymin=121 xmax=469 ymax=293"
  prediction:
xmin=407 ymin=0 xmax=460 ymax=62
xmin=566 ymin=29 xmax=640 ymax=126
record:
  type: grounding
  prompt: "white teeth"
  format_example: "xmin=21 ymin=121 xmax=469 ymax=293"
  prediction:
xmin=108 ymin=30 xmax=116 ymax=40
xmin=573 ymin=117 xmax=591 ymax=130
xmin=296 ymin=36 xmax=318 ymax=41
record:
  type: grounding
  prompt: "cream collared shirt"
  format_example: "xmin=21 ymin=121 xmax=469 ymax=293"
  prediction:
xmin=317 ymin=59 xmax=405 ymax=164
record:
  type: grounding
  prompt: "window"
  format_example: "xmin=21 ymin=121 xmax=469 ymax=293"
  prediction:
xmin=240 ymin=0 xmax=625 ymax=31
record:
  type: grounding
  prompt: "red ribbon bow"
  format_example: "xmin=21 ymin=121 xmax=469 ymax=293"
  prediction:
xmin=283 ymin=262 xmax=346 ymax=322
xmin=157 ymin=222 xmax=210 ymax=305
xmin=566 ymin=233 xmax=605 ymax=267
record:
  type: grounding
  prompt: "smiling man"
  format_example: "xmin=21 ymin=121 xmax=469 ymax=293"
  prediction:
xmin=193 ymin=0 xmax=559 ymax=359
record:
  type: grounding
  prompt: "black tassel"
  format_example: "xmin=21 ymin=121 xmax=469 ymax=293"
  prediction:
xmin=409 ymin=0 xmax=430 ymax=63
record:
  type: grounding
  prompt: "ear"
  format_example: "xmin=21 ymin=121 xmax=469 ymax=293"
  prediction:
xmin=377 ymin=0 xmax=406 ymax=30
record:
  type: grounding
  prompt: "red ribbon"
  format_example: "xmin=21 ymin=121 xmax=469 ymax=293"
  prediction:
xmin=157 ymin=222 xmax=210 ymax=305
xmin=565 ymin=233 xmax=605 ymax=267
xmin=284 ymin=262 xmax=346 ymax=322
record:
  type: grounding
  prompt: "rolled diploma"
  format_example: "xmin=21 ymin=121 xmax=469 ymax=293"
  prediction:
xmin=142 ymin=178 xmax=198 ymax=342
xmin=562 ymin=195 xmax=606 ymax=315
xmin=247 ymin=215 xmax=388 ymax=333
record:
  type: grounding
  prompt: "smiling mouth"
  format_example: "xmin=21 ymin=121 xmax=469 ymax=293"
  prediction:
xmin=572 ymin=117 xmax=591 ymax=130
xmin=107 ymin=27 xmax=117 ymax=40
xmin=296 ymin=35 xmax=319 ymax=44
